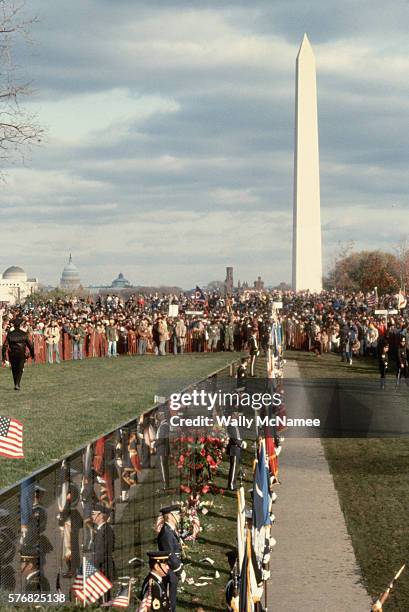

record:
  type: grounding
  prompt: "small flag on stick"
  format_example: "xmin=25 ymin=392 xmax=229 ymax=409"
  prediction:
xmin=0 ymin=416 xmax=23 ymax=459
xmin=72 ymin=559 xmax=112 ymax=604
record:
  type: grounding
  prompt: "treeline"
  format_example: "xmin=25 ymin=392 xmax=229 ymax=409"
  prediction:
xmin=325 ymin=248 xmax=409 ymax=294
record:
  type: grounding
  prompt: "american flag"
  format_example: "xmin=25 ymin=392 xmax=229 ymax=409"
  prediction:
xmin=0 ymin=416 xmax=23 ymax=459
xmin=72 ymin=559 xmax=112 ymax=604
xmin=367 ymin=290 xmax=378 ymax=308
xmin=111 ymin=586 xmax=129 ymax=608
xmin=184 ymin=510 xmax=201 ymax=541
xmin=194 ymin=285 xmax=206 ymax=304
xmin=138 ymin=581 xmax=152 ymax=612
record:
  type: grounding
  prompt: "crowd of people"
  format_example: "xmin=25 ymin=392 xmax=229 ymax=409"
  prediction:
xmin=1 ymin=288 xmax=408 ymax=386
xmin=1 ymin=292 xmax=261 ymax=362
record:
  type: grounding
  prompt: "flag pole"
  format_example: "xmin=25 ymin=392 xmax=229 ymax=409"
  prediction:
xmin=127 ymin=577 xmax=134 ymax=607
xmin=82 ymin=554 xmax=86 ymax=608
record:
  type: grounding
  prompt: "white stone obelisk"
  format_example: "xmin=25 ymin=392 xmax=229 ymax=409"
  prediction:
xmin=292 ymin=34 xmax=322 ymax=292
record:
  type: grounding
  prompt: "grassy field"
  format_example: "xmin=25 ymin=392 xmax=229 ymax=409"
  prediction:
xmin=0 ymin=353 xmax=241 ymax=489
xmin=293 ymin=349 xmax=409 ymax=610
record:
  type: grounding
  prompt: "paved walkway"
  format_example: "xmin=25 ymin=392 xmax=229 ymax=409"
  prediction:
xmin=267 ymin=360 xmax=371 ymax=611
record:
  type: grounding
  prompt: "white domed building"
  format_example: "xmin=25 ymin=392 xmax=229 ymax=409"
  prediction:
xmin=0 ymin=266 xmax=39 ymax=305
xmin=60 ymin=254 xmax=81 ymax=290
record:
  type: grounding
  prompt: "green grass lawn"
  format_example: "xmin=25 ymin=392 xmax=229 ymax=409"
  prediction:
xmin=0 ymin=353 xmax=241 ymax=490
xmin=293 ymin=348 xmax=409 ymax=610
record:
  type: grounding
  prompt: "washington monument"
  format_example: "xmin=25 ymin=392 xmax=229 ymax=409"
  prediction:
xmin=292 ymin=34 xmax=323 ymax=292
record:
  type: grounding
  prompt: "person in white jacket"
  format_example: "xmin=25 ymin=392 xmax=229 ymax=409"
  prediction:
xmin=44 ymin=320 xmax=61 ymax=364
xmin=365 ymin=323 xmax=379 ymax=357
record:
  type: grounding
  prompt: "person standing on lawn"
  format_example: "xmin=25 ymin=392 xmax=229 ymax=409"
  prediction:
xmin=2 ymin=317 xmax=34 ymax=390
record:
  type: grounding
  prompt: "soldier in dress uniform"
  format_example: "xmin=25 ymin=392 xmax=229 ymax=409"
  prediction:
xmin=157 ymin=505 xmax=183 ymax=612
xmin=139 ymin=551 xmax=172 ymax=611
xmin=2 ymin=317 xmax=35 ymax=390
xmin=20 ymin=547 xmax=50 ymax=593
xmin=236 ymin=357 xmax=249 ymax=387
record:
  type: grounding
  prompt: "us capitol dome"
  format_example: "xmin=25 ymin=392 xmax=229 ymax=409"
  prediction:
xmin=60 ymin=254 xmax=81 ymax=290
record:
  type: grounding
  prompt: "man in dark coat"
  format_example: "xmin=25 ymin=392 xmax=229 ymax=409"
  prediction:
xmin=2 ymin=317 xmax=34 ymax=390
xmin=91 ymin=504 xmax=115 ymax=589
xmin=226 ymin=418 xmax=245 ymax=491
xmin=396 ymin=336 xmax=409 ymax=386
xmin=248 ymin=331 xmax=259 ymax=377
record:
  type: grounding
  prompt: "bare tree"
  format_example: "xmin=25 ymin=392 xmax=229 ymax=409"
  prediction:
xmin=393 ymin=236 xmax=409 ymax=290
xmin=0 ymin=0 xmax=42 ymax=167
xmin=325 ymin=240 xmax=355 ymax=290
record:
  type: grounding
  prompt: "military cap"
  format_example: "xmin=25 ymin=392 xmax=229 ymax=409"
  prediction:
xmin=92 ymin=503 xmax=112 ymax=515
xmin=20 ymin=545 xmax=38 ymax=561
xmin=147 ymin=551 xmax=171 ymax=562
xmin=159 ymin=504 xmax=181 ymax=515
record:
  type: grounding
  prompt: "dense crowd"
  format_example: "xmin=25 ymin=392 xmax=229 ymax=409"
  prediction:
xmin=1 ymin=289 xmax=408 ymax=369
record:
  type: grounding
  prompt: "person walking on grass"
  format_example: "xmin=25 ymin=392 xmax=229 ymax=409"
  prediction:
xmin=379 ymin=342 xmax=389 ymax=390
xmin=2 ymin=318 xmax=35 ymax=390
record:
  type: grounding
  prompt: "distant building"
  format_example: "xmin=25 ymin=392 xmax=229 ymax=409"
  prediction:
xmin=254 ymin=276 xmax=264 ymax=291
xmin=225 ymin=266 xmax=234 ymax=295
xmin=60 ymin=254 xmax=81 ymax=290
xmin=0 ymin=266 xmax=38 ymax=305
xmin=111 ymin=272 xmax=131 ymax=289
xmin=88 ymin=271 xmax=135 ymax=294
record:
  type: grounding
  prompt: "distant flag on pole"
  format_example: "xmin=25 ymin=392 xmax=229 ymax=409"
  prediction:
xmin=239 ymin=530 xmax=255 ymax=612
xmin=0 ymin=416 xmax=23 ymax=459
xmin=252 ymin=443 xmax=271 ymax=530
xmin=237 ymin=484 xmax=246 ymax=570
xmin=367 ymin=287 xmax=378 ymax=308
xmin=194 ymin=286 xmax=206 ymax=304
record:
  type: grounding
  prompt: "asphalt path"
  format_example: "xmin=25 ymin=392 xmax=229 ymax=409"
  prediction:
xmin=266 ymin=359 xmax=371 ymax=611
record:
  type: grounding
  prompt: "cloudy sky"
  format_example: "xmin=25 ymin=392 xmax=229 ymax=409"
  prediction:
xmin=1 ymin=0 xmax=409 ymax=288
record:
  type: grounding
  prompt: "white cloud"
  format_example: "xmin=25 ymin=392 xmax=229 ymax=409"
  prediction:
xmin=29 ymin=89 xmax=180 ymax=144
